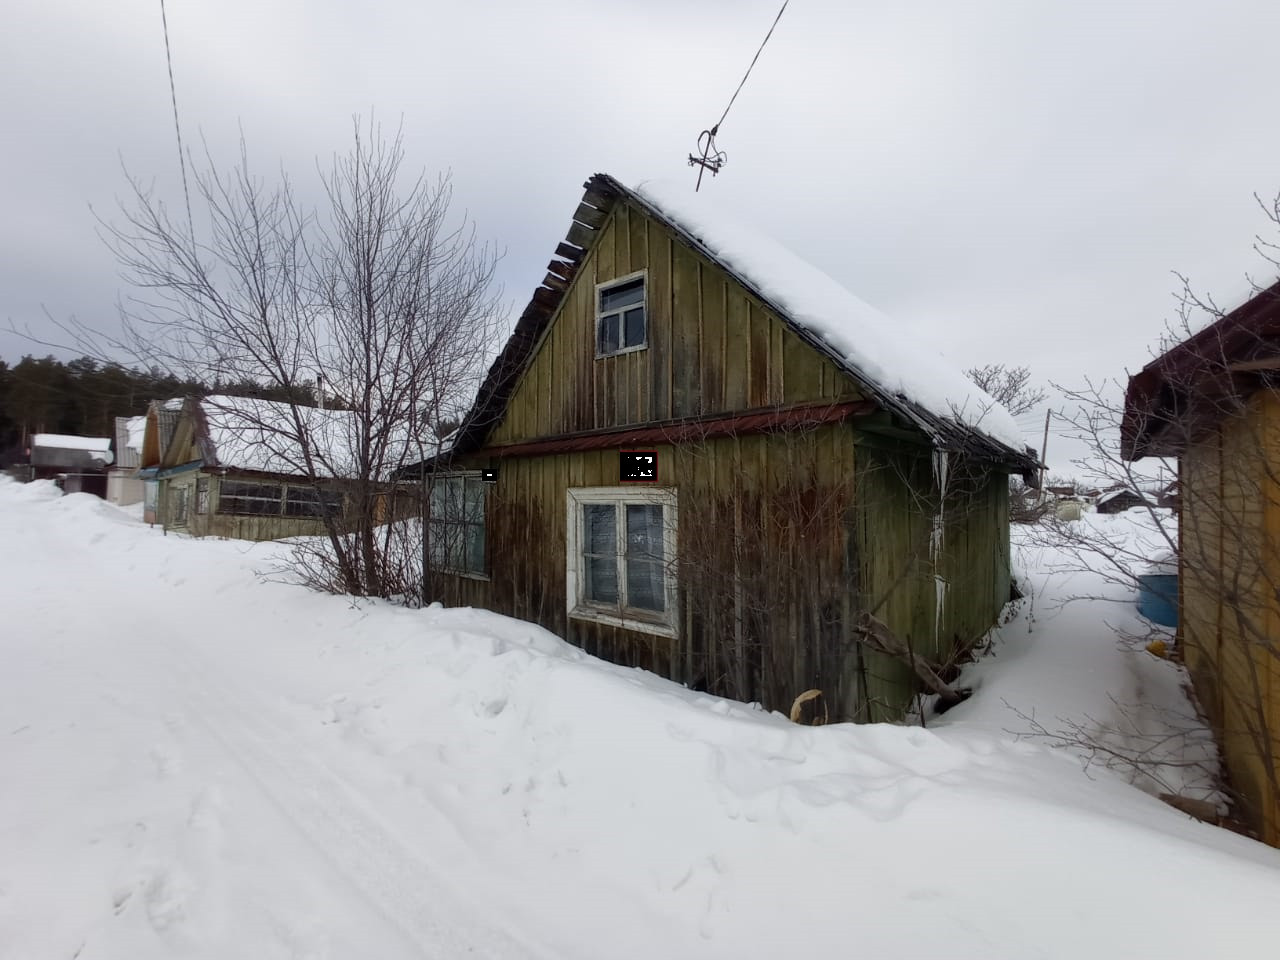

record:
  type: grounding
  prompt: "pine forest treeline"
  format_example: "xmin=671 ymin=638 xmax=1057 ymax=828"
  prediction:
xmin=0 ymin=355 xmax=315 ymax=461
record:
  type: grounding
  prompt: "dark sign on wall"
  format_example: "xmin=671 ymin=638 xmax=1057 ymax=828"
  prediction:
xmin=620 ymin=450 xmax=658 ymax=482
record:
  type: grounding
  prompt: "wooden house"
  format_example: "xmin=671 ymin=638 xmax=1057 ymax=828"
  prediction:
xmin=421 ymin=174 xmax=1037 ymax=723
xmin=140 ymin=396 xmax=361 ymax=541
xmin=1123 ymin=279 xmax=1280 ymax=845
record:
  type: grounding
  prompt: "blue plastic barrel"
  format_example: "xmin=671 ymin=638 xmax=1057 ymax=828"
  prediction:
xmin=1137 ymin=573 xmax=1178 ymax=627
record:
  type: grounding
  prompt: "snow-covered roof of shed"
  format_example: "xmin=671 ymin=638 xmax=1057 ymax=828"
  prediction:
xmin=195 ymin=396 xmax=418 ymax=480
xmin=631 ymin=180 xmax=1025 ymax=452
xmin=126 ymin=416 xmax=146 ymax=454
xmin=1096 ymin=487 xmax=1150 ymax=506
xmin=32 ymin=434 xmax=113 ymax=455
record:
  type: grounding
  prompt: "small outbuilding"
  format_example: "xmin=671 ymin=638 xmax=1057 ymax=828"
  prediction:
xmin=29 ymin=434 xmax=113 ymax=497
xmin=1094 ymin=487 xmax=1153 ymax=514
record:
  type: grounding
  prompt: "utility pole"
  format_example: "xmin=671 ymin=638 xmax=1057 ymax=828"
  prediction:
xmin=1038 ymin=408 xmax=1052 ymax=493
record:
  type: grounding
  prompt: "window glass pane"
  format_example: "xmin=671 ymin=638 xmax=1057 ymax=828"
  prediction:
xmin=626 ymin=504 xmax=664 ymax=561
xmin=446 ymin=524 xmax=465 ymax=569
xmin=586 ymin=555 xmax=619 ymax=603
xmin=463 ymin=477 xmax=484 ymax=521
xmin=428 ymin=524 xmax=445 ymax=565
xmin=625 ymin=504 xmax=665 ymax=611
xmin=600 ymin=277 xmax=644 ymax=312
xmin=583 ymin=503 xmax=618 ymax=603
xmin=623 ymin=307 xmax=646 ymax=347
xmin=626 ymin=559 xmax=665 ymax=612
xmin=466 ymin=522 xmax=485 ymax=574
xmin=584 ymin=504 xmax=616 ymax=554
xmin=598 ymin=314 xmax=620 ymax=354
xmin=429 ymin=478 xmax=447 ymax=514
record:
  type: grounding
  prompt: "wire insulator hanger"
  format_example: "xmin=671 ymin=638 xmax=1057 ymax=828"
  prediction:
xmin=686 ymin=0 xmax=790 ymax=192
xmin=688 ymin=127 xmax=728 ymax=191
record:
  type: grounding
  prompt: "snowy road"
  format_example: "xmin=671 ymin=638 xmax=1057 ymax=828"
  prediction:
xmin=5 ymin=479 xmax=1280 ymax=959
xmin=1 ymin=485 xmax=549 ymax=959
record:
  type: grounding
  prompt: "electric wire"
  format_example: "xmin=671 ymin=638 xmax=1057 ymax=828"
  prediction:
xmin=159 ymin=0 xmax=195 ymax=244
xmin=688 ymin=0 xmax=791 ymax=189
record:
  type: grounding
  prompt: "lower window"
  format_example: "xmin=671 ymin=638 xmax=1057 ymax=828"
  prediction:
xmin=567 ymin=486 xmax=677 ymax=636
xmin=428 ymin=473 xmax=486 ymax=576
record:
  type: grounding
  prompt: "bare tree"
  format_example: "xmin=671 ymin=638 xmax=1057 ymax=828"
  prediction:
xmin=90 ymin=119 xmax=503 ymax=598
xmin=964 ymin=363 xmax=1047 ymax=418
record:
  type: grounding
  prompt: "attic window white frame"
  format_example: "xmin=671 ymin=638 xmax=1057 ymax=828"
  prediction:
xmin=566 ymin=485 xmax=678 ymax=638
xmin=595 ymin=270 xmax=648 ymax=358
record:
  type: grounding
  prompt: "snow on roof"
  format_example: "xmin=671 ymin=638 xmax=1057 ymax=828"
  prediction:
xmin=31 ymin=434 xmax=112 ymax=454
xmin=1096 ymin=487 xmax=1147 ymax=506
xmin=126 ymin=416 xmax=146 ymax=454
xmin=197 ymin=396 xmax=418 ymax=480
xmin=631 ymin=180 xmax=1026 ymax=452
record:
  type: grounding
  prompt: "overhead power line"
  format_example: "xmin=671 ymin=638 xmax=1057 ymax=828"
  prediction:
xmin=688 ymin=0 xmax=791 ymax=191
xmin=159 ymin=0 xmax=194 ymax=243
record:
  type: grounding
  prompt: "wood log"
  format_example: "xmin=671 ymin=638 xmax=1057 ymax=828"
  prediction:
xmin=852 ymin=612 xmax=971 ymax=708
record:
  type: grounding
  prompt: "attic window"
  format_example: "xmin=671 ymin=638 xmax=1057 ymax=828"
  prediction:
xmin=596 ymin=272 xmax=647 ymax=357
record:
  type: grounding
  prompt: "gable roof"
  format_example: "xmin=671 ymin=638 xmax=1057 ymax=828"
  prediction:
xmin=186 ymin=396 xmax=420 ymax=481
xmin=1123 ymin=279 xmax=1280 ymax=458
xmin=452 ymin=174 xmax=1035 ymax=472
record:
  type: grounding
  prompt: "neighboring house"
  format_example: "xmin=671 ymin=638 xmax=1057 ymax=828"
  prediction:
xmin=419 ymin=173 xmax=1038 ymax=723
xmin=1122 ymin=279 xmax=1280 ymax=846
xmin=106 ymin=415 xmax=146 ymax=506
xmin=29 ymin=434 xmax=113 ymax=496
xmin=142 ymin=395 xmax=397 ymax=541
xmin=1094 ymin=487 xmax=1153 ymax=514
xmin=138 ymin=398 xmax=184 ymax=523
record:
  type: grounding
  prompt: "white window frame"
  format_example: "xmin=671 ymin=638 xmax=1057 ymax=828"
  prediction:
xmin=566 ymin=485 xmax=678 ymax=637
xmin=428 ymin=471 xmax=489 ymax=580
xmin=594 ymin=270 xmax=648 ymax=359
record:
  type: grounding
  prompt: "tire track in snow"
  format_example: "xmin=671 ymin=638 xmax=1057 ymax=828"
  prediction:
xmin=165 ymin=652 xmax=552 ymax=960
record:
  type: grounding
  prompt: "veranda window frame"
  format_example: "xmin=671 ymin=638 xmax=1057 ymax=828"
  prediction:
xmin=428 ymin=472 xmax=488 ymax=579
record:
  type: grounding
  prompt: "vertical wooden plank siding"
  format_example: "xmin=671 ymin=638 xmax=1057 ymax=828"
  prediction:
xmin=486 ymin=202 xmax=864 ymax=447
xmin=1179 ymin=394 xmax=1280 ymax=845
xmin=438 ymin=423 xmax=1012 ymax=725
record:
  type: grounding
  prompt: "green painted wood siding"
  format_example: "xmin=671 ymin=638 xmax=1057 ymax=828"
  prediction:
xmin=488 ymin=202 xmax=862 ymax=445
xmin=441 ymin=426 xmax=1011 ymax=723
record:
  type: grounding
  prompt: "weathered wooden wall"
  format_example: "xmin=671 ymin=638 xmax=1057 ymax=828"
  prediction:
xmin=440 ymin=424 xmax=1011 ymax=723
xmin=853 ymin=440 xmax=1011 ymax=721
xmin=487 ymin=201 xmax=861 ymax=445
xmin=1180 ymin=392 xmax=1280 ymax=844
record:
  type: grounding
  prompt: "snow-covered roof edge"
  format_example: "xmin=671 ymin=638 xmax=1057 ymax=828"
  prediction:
xmin=450 ymin=173 xmax=1037 ymax=474
xmin=627 ymin=178 xmax=1029 ymax=461
xmin=32 ymin=434 xmax=113 ymax=454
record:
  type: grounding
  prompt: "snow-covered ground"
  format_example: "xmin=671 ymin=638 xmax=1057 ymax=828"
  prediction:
xmin=3 ymin=478 xmax=1280 ymax=959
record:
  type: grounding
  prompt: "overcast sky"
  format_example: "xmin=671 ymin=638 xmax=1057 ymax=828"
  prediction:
xmin=5 ymin=0 xmax=1280 ymax=474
